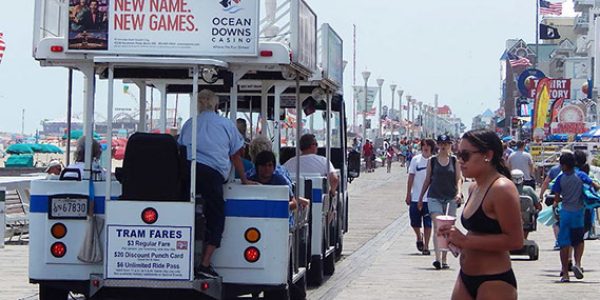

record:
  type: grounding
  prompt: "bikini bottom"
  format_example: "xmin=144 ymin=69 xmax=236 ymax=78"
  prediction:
xmin=459 ymin=269 xmax=517 ymax=299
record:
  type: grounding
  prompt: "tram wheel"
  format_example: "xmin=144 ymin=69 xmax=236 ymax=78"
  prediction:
xmin=307 ymin=255 xmax=324 ymax=286
xmin=39 ymin=284 xmax=69 ymax=300
xmin=324 ymin=248 xmax=336 ymax=276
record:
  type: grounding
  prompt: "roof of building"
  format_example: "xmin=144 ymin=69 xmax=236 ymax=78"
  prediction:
xmin=437 ymin=105 xmax=452 ymax=115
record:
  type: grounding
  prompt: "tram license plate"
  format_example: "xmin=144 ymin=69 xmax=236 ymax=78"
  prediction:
xmin=50 ymin=197 xmax=88 ymax=218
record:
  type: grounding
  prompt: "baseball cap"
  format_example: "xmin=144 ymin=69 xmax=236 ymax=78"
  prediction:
xmin=45 ymin=160 xmax=62 ymax=172
xmin=511 ymin=169 xmax=524 ymax=185
xmin=436 ymin=135 xmax=452 ymax=143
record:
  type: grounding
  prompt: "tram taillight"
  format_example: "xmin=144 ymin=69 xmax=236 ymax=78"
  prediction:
xmin=51 ymin=223 xmax=67 ymax=239
xmin=50 ymin=45 xmax=64 ymax=53
xmin=141 ymin=208 xmax=158 ymax=224
xmin=244 ymin=247 xmax=260 ymax=263
xmin=244 ymin=228 xmax=261 ymax=243
xmin=50 ymin=242 xmax=67 ymax=258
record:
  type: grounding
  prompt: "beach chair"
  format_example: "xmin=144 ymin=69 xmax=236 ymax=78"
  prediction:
xmin=3 ymin=189 xmax=29 ymax=243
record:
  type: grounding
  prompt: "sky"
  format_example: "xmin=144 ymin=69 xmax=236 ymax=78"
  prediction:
xmin=0 ymin=0 xmax=575 ymax=134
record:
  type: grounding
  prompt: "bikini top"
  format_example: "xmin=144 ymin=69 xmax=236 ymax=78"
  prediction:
xmin=461 ymin=177 xmax=503 ymax=234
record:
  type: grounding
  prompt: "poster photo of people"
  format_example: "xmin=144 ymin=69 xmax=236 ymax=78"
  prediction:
xmin=68 ymin=0 xmax=109 ymax=50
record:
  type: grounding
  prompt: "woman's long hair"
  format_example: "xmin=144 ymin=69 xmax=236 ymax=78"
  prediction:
xmin=461 ymin=129 xmax=512 ymax=180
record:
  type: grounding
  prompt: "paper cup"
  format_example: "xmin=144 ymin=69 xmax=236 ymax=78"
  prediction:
xmin=435 ymin=215 xmax=456 ymax=251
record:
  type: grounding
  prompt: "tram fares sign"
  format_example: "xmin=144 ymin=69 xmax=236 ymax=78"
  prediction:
xmin=68 ymin=0 xmax=259 ymax=56
xmin=528 ymin=79 xmax=571 ymax=99
xmin=106 ymin=225 xmax=193 ymax=280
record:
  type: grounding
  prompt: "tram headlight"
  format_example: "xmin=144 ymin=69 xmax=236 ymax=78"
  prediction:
xmin=244 ymin=247 xmax=260 ymax=263
xmin=50 ymin=242 xmax=67 ymax=258
xmin=141 ymin=208 xmax=158 ymax=224
xmin=51 ymin=223 xmax=67 ymax=239
xmin=244 ymin=228 xmax=261 ymax=244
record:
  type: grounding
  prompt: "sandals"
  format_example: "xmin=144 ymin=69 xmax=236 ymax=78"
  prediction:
xmin=422 ymin=249 xmax=431 ymax=255
xmin=572 ymin=265 xmax=584 ymax=280
xmin=416 ymin=240 xmax=424 ymax=252
xmin=442 ymin=263 xmax=450 ymax=269
xmin=416 ymin=234 xmax=424 ymax=251
xmin=560 ymin=277 xmax=570 ymax=283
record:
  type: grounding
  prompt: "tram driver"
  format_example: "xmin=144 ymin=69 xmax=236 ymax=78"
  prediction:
xmin=283 ymin=134 xmax=339 ymax=197
xmin=178 ymin=89 xmax=257 ymax=278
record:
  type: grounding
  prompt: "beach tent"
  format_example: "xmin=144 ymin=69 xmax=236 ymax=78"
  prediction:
xmin=6 ymin=144 xmax=34 ymax=154
xmin=62 ymin=130 xmax=101 ymax=140
xmin=4 ymin=154 xmax=34 ymax=168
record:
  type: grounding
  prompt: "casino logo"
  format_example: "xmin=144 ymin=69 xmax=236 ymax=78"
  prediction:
xmin=219 ymin=0 xmax=244 ymax=14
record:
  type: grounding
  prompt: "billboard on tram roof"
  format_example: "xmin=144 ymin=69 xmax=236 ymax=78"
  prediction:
xmin=291 ymin=0 xmax=317 ymax=72
xmin=321 ymin=23 xmax=343 ymax=87
xmin=66 ymin=0 xmax=259 ymax=56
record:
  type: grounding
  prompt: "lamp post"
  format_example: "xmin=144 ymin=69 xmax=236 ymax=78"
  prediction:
xmin=418 ymin=101 xmax=423 ymax=138
xmin=433 ymin=94 xmax=439 ymax=137
xmin=406 ymin=95 xmax=411 ymax=138
xmin=376 ymin=78 xmax=384 ymax=138
xmin=398 ymin=90 xmax=404 ymax=136
xmin=389 ymin=84 xmax=397 ymax=136
xmin=362 ymin=70 xmax=371 ymax=144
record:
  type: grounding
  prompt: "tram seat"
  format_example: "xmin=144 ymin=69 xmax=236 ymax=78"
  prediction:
xmin=118 ymin=132 xmax=187 ymax=201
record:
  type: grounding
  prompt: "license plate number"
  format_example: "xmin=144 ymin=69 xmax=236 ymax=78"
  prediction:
xmin=50 ymin=198 xmax=88 ymax=218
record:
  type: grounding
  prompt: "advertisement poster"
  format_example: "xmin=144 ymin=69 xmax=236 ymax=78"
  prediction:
xmin=69 ymin=0 xmax=109 ymax=50
xmin=292 ymin=0 xmax=317 ymax=71
xmin=322 ymin=23 xmax=343 ymax=87
xmin=106 ymin=225 xmax=192 ymax=280
xmin=69 ymin=0 xmax=259 ymax=56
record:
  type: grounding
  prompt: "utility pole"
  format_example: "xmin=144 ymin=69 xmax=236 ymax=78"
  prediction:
xmin=353 ymin=24 xmax=357 ymax=132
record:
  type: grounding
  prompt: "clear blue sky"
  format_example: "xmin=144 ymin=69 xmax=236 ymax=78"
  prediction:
xmin=0 ymin=1 xmax=573 ymax=134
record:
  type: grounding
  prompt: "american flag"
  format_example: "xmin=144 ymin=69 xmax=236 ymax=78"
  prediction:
xmin=540 ymin=0 xmax=563 ymax=16
xmin=0 ymin=33 xmax=5 ymax=65
xmin=507 ymin=53 xmax=532 ymax=68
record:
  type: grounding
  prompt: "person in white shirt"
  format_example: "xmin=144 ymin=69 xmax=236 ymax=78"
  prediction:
xmin=283 ymin=134 xmax=339 ymax=195
xmin=405 ymin=138 xmax=435 ymax=255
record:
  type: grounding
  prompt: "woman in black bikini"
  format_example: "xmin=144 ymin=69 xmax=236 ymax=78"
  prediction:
xmin=439 ymin=129 xmax=523 ymax=300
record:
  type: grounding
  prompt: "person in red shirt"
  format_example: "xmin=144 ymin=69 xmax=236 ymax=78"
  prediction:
xmin=363 ymin=139 xmax=374 ymax=172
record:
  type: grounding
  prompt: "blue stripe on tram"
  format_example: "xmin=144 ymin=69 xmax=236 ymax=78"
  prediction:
xmin=225 ymin=199 xmax=289 ymax=219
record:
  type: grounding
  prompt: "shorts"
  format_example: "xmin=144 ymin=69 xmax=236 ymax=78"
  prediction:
xmin=557 ymin=209 xmax=585 ymax=248
xmin=427 ymin=198 xmax=457 ymax=216
xmin=409 ymin=202 xmax=432 ymax=228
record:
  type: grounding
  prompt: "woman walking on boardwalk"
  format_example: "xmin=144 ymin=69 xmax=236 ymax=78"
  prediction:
xmin=418 ymin=134 xmax=463 ymax=270
xmin=439 ymin=129 xmax=523 ymax=300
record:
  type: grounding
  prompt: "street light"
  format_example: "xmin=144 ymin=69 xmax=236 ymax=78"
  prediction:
xmin=390 ymin=84 xmax=397 ymax=137
xmin=361 ymin=70 xmax=371 ymax=143
xmin=397 ymin=90 xmax=404 ymax=136
xmin=376 ymin=78 xmax=384 ymax=138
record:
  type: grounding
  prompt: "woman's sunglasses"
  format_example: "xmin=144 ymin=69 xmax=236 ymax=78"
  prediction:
xmin=456 ymin=150 xmax=483 ymax=162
